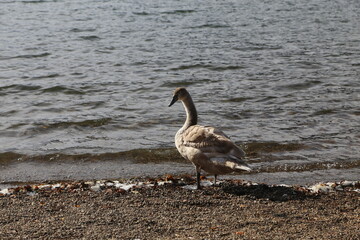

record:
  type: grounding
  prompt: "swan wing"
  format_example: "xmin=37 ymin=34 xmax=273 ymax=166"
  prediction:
xmin=181 ymin=125 xmax=246 ymax=160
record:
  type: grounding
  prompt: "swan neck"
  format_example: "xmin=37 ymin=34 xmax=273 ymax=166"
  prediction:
xmin=182 ymin=95 xmax=197 ymax=129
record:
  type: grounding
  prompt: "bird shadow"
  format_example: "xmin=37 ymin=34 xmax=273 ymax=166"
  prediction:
xmin=220 ymin=182 xmax=318 ymax=202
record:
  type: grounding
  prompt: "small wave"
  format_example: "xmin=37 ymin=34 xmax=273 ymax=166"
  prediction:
xmin=233 ymin=45 xmax=282 ymax=52
xmin=19 ymin=52 xmax=50 ymax=58
xmin=169 ymin=64 xmax=244 ymax=71
xmin=220 ymin=110 xmax=253 ymax=120
xmin=1 ymin=147 xmax=359 ymax=176
xmin=162 ymin=9 xmax=196 ymax=15
xmin=0 ymin=142 xmax=308 ymax=165
xmin=132 ymin=11 xmax=153 ymax=16
xmin=0 ymin=84 xmax=41 ymax=96
xmin=42 ymin=86 xmax=84 ymax=95
xmin=80 ymin=35 xmax=101 ymax=41
xmin=222 ymin=97 xmax=252 ymax=103
xmin=6 ymin=123 xmax=28 ymax=130
xmin=0 ymin=148 xmax=185 ymax=165
xmin=312 ymin=109 xmax=336 ymax=116
xmin=35 ymin=118 xmax=113 ymax=130
xmin=18 ymin=118 xmax=113 ymax=136
xmin=256 ymin=160 xmax=360 ymax=174
xmin=256 ymin=96 xmax=278 ymax=102
xmin=209 ymin=65 xmax=245 ymax=71
xmin=78 ymin=101 xmax=106 ymax=109
xmin=276 ymin=80 xmax=322 ymax=91
xmin=170 ymin=64 xmax=212 ymax=71
xmin=31 ymin=73 xmax=61 ymax=80
xmin=70 ymin=28 xmax=96 ymax=33
xmin=0 ymin=152 xmax=24 ymax=165
xmin=132 ymin=61 xmax=148 ymax=66
xmin=0 ymin=52 xmax=50 ymax=60
xmin=294 ymin=61 xmax=323 ymax=70
xmin=243 ymin=141 xmax=309 ymax=156
xmin=21 ymin=0 xmax=51 ymax=3
xmin=190 ymin=24 xmax=230 ymax=29
xmin=0 ymin=84 xmax=41 ymax=92
xmin=161 ymin=78 xmax=214 ymax=88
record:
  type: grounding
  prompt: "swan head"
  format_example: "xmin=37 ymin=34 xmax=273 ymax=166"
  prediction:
xmin=168 ymin=87 xmax=189 ymax=107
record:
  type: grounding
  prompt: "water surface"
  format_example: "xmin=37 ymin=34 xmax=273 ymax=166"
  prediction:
xmin=0 ymin=0 xmax=359 ymax=185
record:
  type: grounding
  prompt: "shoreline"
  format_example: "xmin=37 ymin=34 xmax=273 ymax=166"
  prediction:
xmin=1 ymin=176 xmax=359 ymax=239
xmin=1 ymin=157 xmax=359 ymax=188
xmin=1 ymin=175 xmax=359 ymax=196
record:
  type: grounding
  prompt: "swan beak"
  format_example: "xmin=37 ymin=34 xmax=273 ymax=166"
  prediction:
xmin=168 ymin=95 xmax=178 ymax=107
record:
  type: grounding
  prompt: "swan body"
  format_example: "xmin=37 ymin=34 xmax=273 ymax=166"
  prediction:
xmin=169 ymin=87 xmax=251 ymax=189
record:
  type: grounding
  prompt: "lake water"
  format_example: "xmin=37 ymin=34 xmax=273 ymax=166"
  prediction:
xmin=0 ymin=0 xmax=359 ymax=185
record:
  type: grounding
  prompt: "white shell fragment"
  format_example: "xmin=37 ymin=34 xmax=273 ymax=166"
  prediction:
xmin=0 ymin=188 xmax=9 ymax=195
xmin=308 ymin=181 xmax=360 ymax=193
xmin=182 ymin=180 xmax=214 ymax=190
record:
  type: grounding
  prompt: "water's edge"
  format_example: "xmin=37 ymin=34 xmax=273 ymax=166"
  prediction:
xmin=1 ymin=141 xmax=358 ymax=186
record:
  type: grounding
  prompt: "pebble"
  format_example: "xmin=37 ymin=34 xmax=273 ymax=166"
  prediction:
xmin=308 ymin=181 xmax=360 ymax=193
xmin=0 ymin=178 xmax=359 ymax=196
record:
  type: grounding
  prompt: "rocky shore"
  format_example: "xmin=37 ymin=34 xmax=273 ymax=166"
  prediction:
xmin=0 ymin=176 xmax=359 ymax=239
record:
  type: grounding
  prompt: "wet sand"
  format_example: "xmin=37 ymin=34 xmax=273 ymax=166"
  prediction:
xmin=1 ymin=177 xmax=359 ymax=239
xmin=1 ymin=155 xmax=359 ymax=187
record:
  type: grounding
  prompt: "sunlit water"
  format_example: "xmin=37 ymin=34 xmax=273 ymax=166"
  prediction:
xmin=0 ymin=0 xmax=359 ymax=185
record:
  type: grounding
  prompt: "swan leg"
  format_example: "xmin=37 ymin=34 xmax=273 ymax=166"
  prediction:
xmin=214 ymin=174 xmax=217 ymax=185
xmin=196 ymin=166 xmax=201 ymax=189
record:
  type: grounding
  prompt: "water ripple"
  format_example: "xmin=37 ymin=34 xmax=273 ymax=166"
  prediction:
xmin=0 ymin=52 xmax=50 ymax=60
xmin=0 ymin=0 xmax=359 ymax=183
xmin=42 ymin=86 xmax=85 ymax=95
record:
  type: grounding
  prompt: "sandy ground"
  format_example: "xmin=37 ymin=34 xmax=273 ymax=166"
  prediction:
xmin=0 ymin=178 xmax=359 ymax=240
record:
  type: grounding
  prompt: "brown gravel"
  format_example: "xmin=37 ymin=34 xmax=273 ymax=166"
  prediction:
xmin=0 ymin=180 xmax=359 ymax=240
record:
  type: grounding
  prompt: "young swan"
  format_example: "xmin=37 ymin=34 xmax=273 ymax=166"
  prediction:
xmin=168 ymin=87 xmax=251 ymax=189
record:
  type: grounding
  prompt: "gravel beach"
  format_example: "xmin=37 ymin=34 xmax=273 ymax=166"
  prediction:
xmin=0 ymin=177 xmax=359 ymax=240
